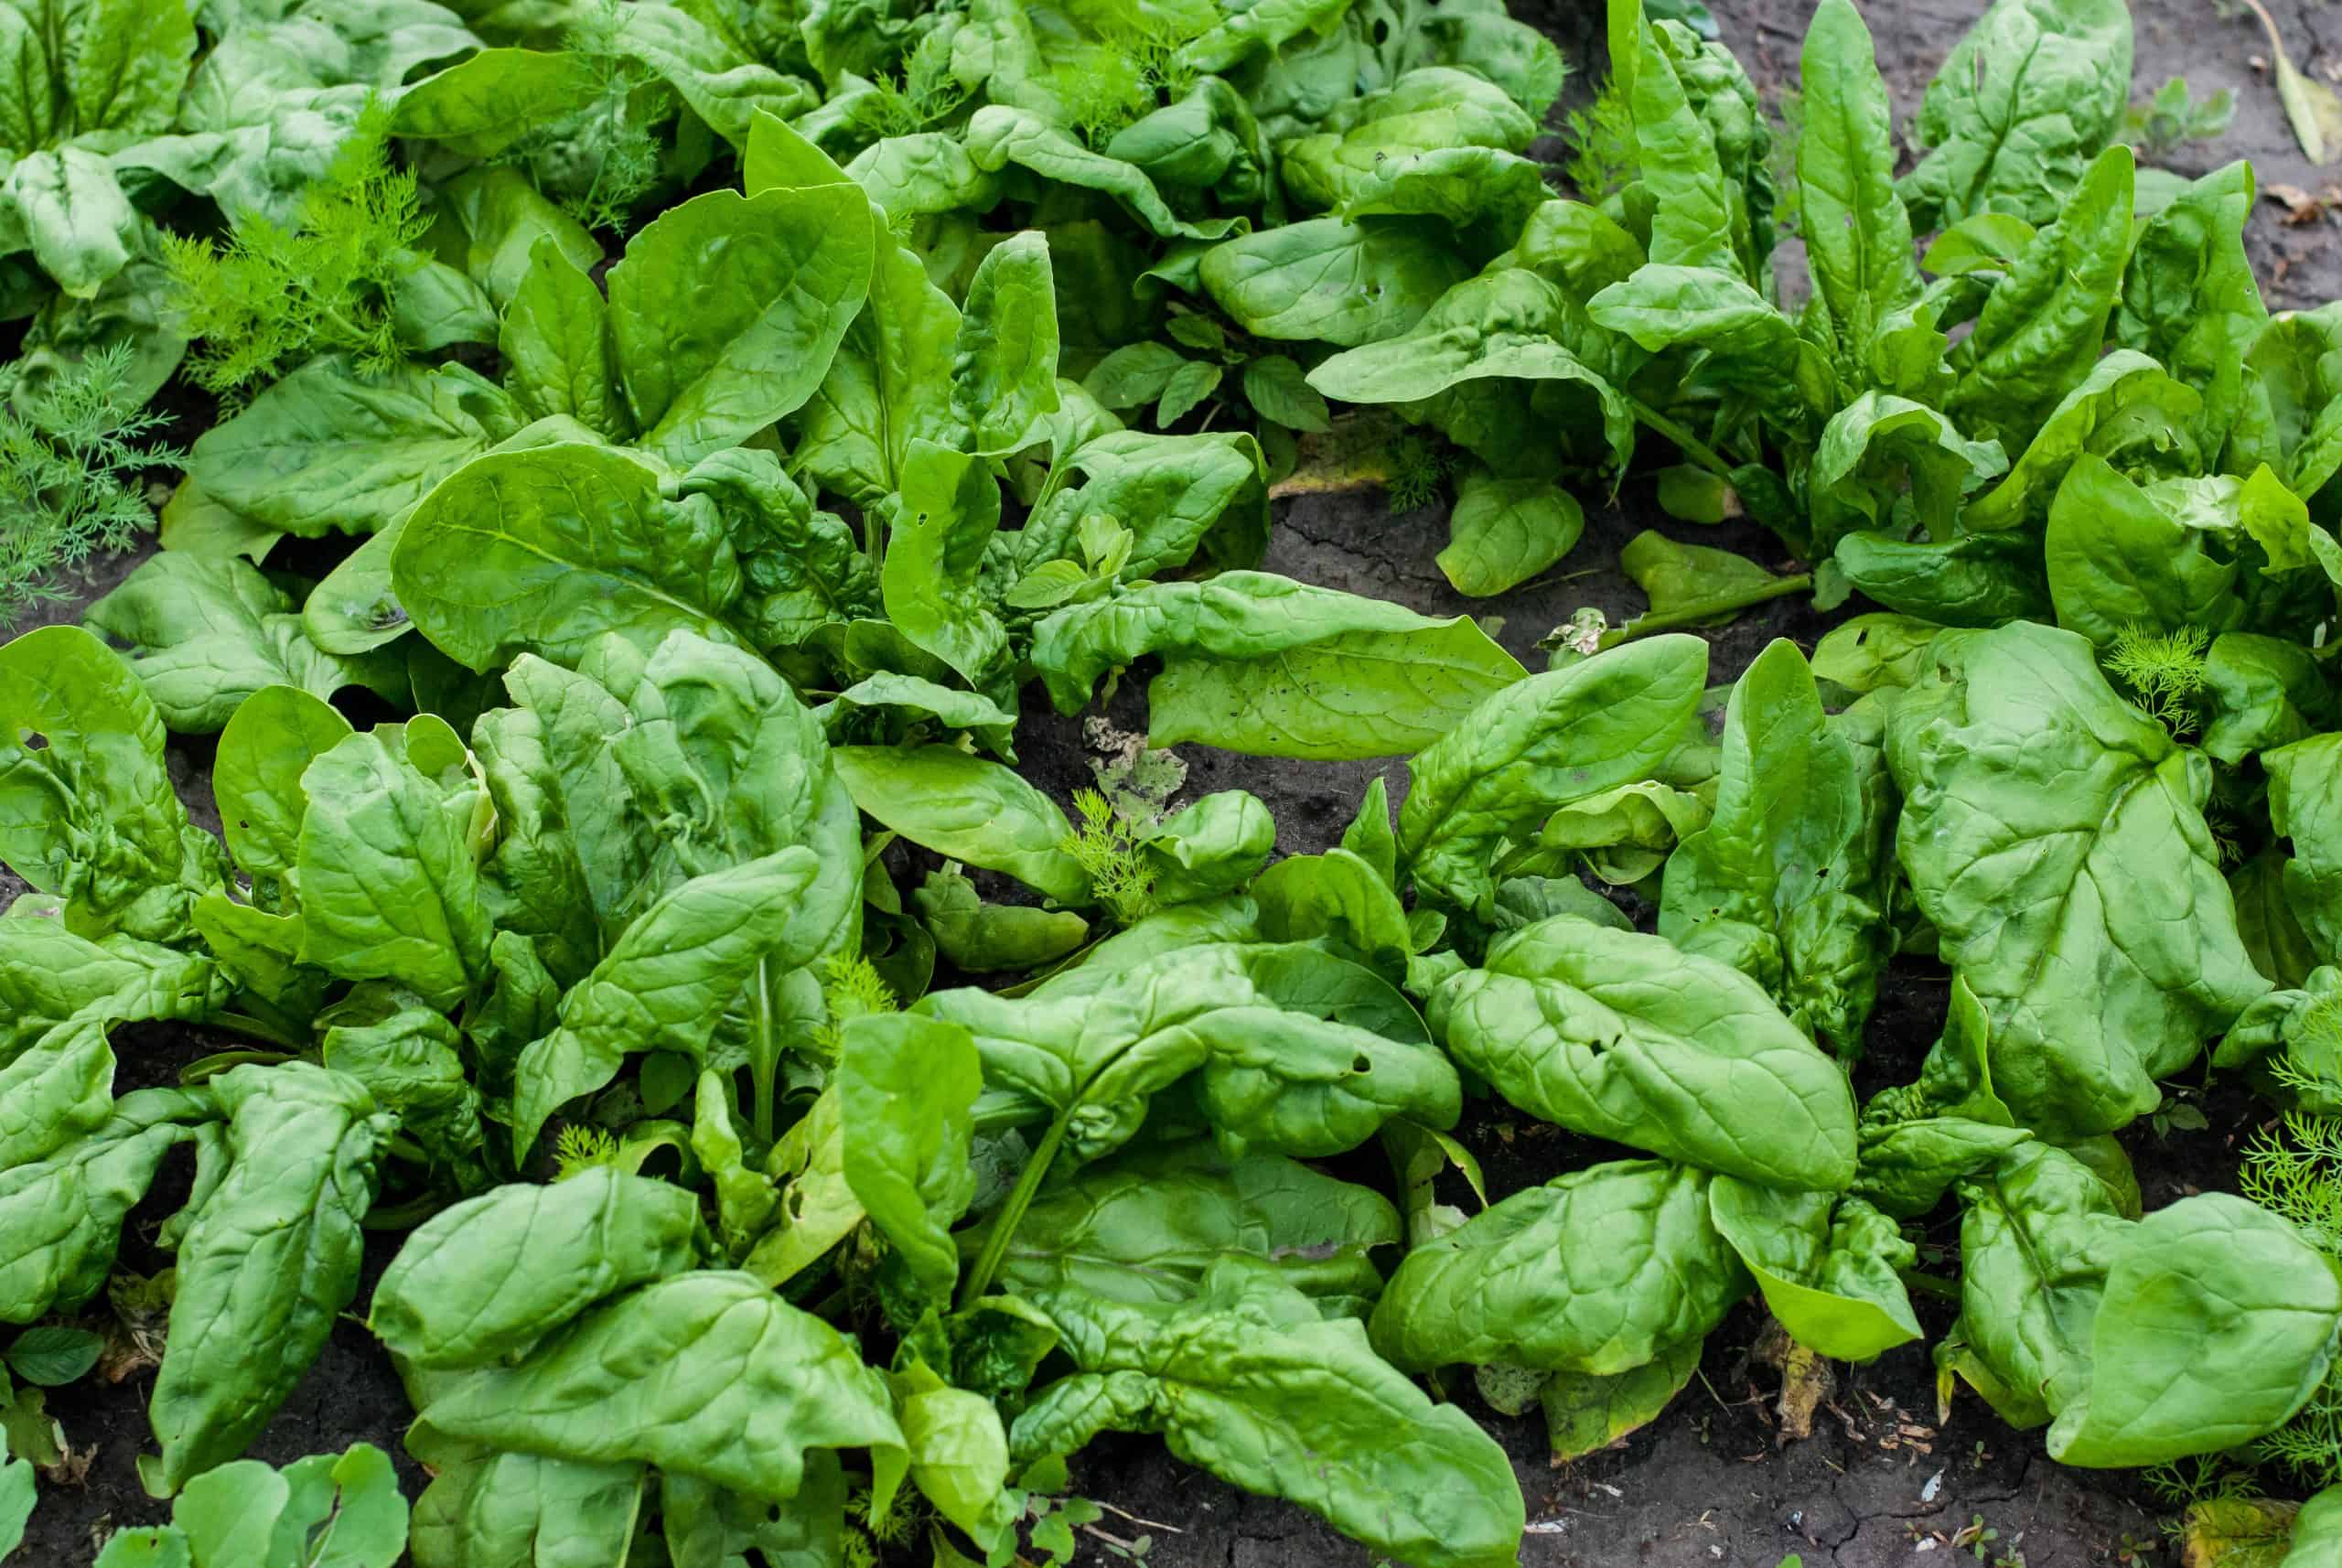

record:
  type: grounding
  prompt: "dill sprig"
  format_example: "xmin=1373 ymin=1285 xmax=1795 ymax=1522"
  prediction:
xmin=1059 ymin=788 xmax=1158 ymax=926
xmin=2238 ymin=1110 xmax=2342 ymax=1487
xmin=526 ymin=0 xmax=662 ymax=235
xmin=552 ymin=1123 xmax=620 ymax=1180
xmin=1563 ymin=73 xmax=1638 ymax=203
xmin=163 ymin=97 xmax=430 ymax=395
xmin=1386 ymin=432 xmax=1454 ymax=513
xmin=0 ymin=343 xmax=177 ymax=630
xmin=812 ymin=951 xmax=898 ymax=1058
xmin=2102 ymin=622 xmax=2210 ymax=736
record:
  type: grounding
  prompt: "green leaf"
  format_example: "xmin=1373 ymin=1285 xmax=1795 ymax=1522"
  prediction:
xmin=393 ymin=442 xmax=744 ymax=672
xmin=409 ymin=1448 xmax=644 ymax=1568
xmin=606 ymin=187 xmax=875 ymax=466
xmin=415 ymin=1271 xmax=906 ymax=1507
xmin=1398 ymin=634 xmax=1708 ymax=912
xmin=0 ymin=625 xmax=224 ymax=943
xmin=5 ymin=1325 xmax=101 ymax=1386
xmin=1885 ymin=622 xmax=2269 ymax=1137
xmin=1370 ymin=1159 xmax=1746 ymax=1374
xmin=1083 ymin=342 xmax=1187 ymax=409
xmin=1239 ymin=355 xmax=1331 ymax=433
xmin=392 ymin=48 xmax=606 ymax=156
xmin=1436 ymin=470 xmax=1584 ymax=597
xmin=1431 ymin=915 xmax=1857 ymax=1189
xmin=1796 ymin=0 xmax=1920 ymax=360
xmin=1897 ymin=0 xmax=2133 ymax=229
xmin=1608 ymin=0 xmax=1736 ymax=274
xmin=837 ymin=1013 xmax=981 ymax=1299
xmin=2048 ymin=1194 xmax=2342 ymax=1466
xmin=912 ymin=868 xmax=1088 ymax=973
xmin=1309 ymin=270 xmax=1636 ymax=478
xmin=1541 ymin=1337 xmax=1703 ymax=1463
xmin=1943 ymin=145 xmax=2139 ymax=450
xmin=2267 ymin=736 xmax=2342 ymax=970
xmin=1198 ymin=219 xmax=1468 ymax=349
xmin=882 ymin=441 xmax=1008 ymax=684
xmin=295 ymin=717 xmax=492 ymax=1013
xmin=981 ymin=1140 xmax=1400 ymax=1315
xmin=951 ymin=231 xmax=1059 ymax=456
xmin=833 ymin=746 xmax=1087 ymax=905
xmin=151 ymin=1064 xmax=392 ymax=1492
xmin=184 ymin=359 xmax=522 ymax=540
xmin=500 ymin=236 xmax=628 ymax=439
xmin=789 ymin=196 xmax=962 ymax=502
xmin=0 ymin=1091 xmax=205 ymax=1325
xmin=371 ymin=1168 xmax=701 ymax=1369
xmin=93 ymin=1529 xmax=192 ymax=1567
xmin=1808 ymin=393 xmax=2006 ymax=556
xmin=920 ymin=942 xmax=1458 ymax=1164
xmin=1144 ymin=792 xmax=1276 ymax=904
xmin=509 ymin=849 xmax=826 ymax=1157
xmin=1253 ymin=848 xmax=1414 ymax=980
xmin=1155 ymin=360 xmax=1223 ymax=426
xmin=2114 ymin=162 xmax=2266 ymax=458
xmin=962 ymin=107 xmax=1242 ymax=242
xmin=212 ymin=685 xmax=353 ymax=887
xmin=1961 ymin=350 xmax=2200 ymax=533
xmin=2044 ymin=454 xmax=2240 ymax=643
xmin=0 ymin=1444 xmax=30 ymax=1558
xmin=1706 ymin=1183 xmax=1919 ymax=1361
xmin=1016 ymin=1259 xmax=1523 ymax=1568
xmin=83 ymin=554 xmax=395 ymax=734
xmin=1658 ymin=639 xmax=1893 ymax=1060
xmin=1021 ymin=429 xmax=1269 ymax=580
xmin=1031 ymin=572 xmax=1527 ymax=763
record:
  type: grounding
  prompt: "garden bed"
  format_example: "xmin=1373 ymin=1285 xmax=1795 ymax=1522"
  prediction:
xmin=9 ymin=0 xmax=2342 ymax=1563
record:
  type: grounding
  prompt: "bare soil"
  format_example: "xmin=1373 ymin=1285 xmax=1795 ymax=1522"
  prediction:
xmin=11 ymin=0 xmax=2342 ymax=1561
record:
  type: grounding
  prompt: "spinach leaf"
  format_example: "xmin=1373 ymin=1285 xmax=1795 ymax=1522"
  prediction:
xmin=1898 ymin=0 xmax=2133 ymax=231
xmin=1885 ymin=621 xmax=2269 ymax=1137
xmin=1030 ymin=572 xmax=1526 ymax=762
xmin=151 ymin=1063 xmax=393 ymax=1491
xmin=415 ymin=1271 xmax=905 ymax=1505
xmin=1658 ymin=639 xmax=1894 ymax=1059
xmin=1017 ymin=1259 xmax=1524 ymax=1568
xmin=1398 ymin=634 xmax=1707 ymax=912
xmin=1429 ymin=915 xmax=1857 ymax=1189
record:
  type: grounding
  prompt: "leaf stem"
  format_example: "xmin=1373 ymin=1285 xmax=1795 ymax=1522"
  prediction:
xmin=1624 ymin=394 xmax=1737 ymax=479
xmin=751 ymin=959 xmax=779 ymax=1146
xmin=1598 ymin=573 xmax=1813 ymax=650
xmin=956 ymin=1111 xmax=1072 ymax=1309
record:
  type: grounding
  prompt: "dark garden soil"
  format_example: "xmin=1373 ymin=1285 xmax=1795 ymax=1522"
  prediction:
xmin=11 ymin=0 xmax=2342 ymax=1562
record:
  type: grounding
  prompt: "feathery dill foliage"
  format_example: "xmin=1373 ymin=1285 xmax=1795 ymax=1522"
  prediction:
xmin=843 ymin=1481 xmax=922 ymax=1568
xmin=1386 ymin=432 xmax=1454 ymax=513
xmin=552 ymin=1123 xmax=621 ymax=1179
xmin=1060 ymin=788 xmax=1158 ymax=926
xmin=867 ymin=26 xmax=970 ymax=135
xmin=813 ymin=951 xmax=898 ymax=1057
xmin=1054 ymin=13 xmax=1207 ymax=149
xmin=2103 ymin=622 xmax=2210 ymax=735
xmin=512 ymin=0 xmax=662 ymax=233
xmin=163 ymin=100 xmax=429 ymax=395
xmin=0 ymin=345 xmax=177 ymax=629
xmin=1563 ymin=72 xmax=1638 ymax=203
xmin=2240 ymin=1110 xmax=2342 ymax=1488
